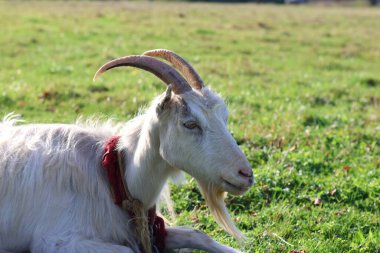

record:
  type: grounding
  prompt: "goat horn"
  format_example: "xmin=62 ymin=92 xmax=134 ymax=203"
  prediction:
xmin=143 ymin=49 xmax=204 ymax=90
xmin=93 ymin=55 xmax=192 ymax=94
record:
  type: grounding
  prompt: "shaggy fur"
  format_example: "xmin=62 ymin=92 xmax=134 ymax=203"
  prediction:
xmin=0 ymin=87 xmax=252 ymax=253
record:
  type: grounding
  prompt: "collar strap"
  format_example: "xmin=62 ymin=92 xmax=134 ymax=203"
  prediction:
xmin=102 ymin=136 xmax=126 ymax=205
xmin=102 ymin=136 xmax=167 ymax=253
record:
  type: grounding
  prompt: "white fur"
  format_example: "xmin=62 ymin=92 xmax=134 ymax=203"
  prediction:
xmin=0 ymin=87 xmax=252 ymax=253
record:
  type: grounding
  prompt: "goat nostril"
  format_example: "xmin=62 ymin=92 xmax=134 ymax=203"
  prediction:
xmin=239 ymin=169 xmax=252 ymax=178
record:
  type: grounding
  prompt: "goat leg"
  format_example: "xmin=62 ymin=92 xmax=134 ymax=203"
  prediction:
xmin=165 ymin=227 xmax=243 ymax=253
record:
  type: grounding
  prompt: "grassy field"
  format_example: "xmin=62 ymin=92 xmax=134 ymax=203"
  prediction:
xmin=0 ymin=1 xmax=379 ymax=252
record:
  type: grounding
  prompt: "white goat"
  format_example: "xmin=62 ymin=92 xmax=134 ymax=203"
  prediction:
xmin=0 ymin=49 xmax=253 ymax=253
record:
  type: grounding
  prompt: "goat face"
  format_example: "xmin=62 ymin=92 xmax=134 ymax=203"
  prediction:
xmin=157 ymin=88 xmax=254 ymax=196
xmin=94 ymin=49 xmax=254 ymax=195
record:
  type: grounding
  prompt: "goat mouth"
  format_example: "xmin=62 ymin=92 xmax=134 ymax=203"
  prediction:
xmin=222 ymin=178 xmax=250 ymax=194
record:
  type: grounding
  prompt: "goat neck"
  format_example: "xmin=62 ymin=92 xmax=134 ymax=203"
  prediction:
xmin=119 ymin=100 xmax=174 ymax=209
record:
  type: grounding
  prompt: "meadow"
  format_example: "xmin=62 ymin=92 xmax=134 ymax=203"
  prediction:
xmin=0 ymin=1 xmax=379 ymax=252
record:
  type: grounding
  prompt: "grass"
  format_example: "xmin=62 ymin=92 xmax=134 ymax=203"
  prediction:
xmin=0 ymin=1 xmax=379 ymax=252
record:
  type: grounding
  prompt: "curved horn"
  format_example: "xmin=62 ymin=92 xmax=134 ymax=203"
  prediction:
xmin=93 ymin=55 xmax=192 ymax=94
xmin=143 ymin=49 xmax=204 ymax=90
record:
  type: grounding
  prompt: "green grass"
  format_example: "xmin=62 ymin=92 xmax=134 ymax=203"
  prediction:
xmin=0 ymin=1 xmax=379 ymax=252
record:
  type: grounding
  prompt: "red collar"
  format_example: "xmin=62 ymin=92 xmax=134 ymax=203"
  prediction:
xmin=102 ymin=136 xmax=126 ymax=206
xmin=102 ymin=136 xmax=167 ymax=253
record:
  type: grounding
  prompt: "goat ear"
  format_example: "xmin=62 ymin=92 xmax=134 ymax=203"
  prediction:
xmin=156 ymin=85 xmax=173 ymax=114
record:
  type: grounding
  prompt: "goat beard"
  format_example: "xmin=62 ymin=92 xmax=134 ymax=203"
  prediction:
xmin=197 ymin=180 xmax=244 ymax=242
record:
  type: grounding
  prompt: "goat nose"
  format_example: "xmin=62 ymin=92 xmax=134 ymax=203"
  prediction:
xmin=239 ymin=168 xmax=252 ymax=177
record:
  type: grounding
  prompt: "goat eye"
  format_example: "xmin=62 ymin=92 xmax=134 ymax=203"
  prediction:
xmin=183 ymin=121 xmax=199 ymax=130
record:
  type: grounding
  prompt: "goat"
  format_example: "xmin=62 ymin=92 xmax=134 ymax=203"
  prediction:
xmin=0 ymin=49 xmax=254 ymax=253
